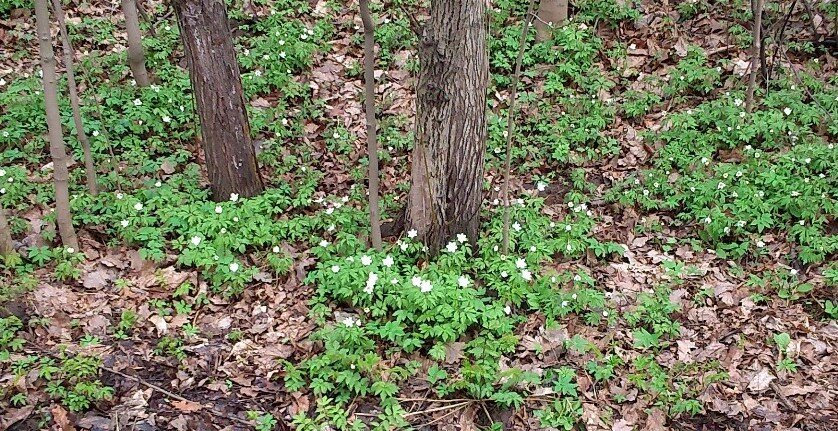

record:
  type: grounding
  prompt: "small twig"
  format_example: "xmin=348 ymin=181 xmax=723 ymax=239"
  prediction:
xmin=500 ymin=0 xmax=537 ymax=255
xmin=779 ymin=49 xmax=834 ymax=123
xmin=767 ymin=0 xmax=797 ymax=85
xmin=417 ymin=402 xmax=469 ymax=427
xmin=396 ymin=397 xmax=479 ymax=403
xmin=403 ymin=400 xmax=473 ymax=418
xmin=769 ymin=381 xmax=797 ymax=411
xmin=101 ymin=366 xmax=253 ymax=426
xmin=396 ymin=3 xmax=422 ymax=37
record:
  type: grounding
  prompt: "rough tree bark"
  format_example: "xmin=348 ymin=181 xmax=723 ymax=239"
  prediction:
xmin=360 ymin=0 xmax=382 ymax=250
xmin=534 ymin=0 xmax=568 ymax=42
xmin=53 ymin=0 xmax=99 ymax=195
xmin=122 ymin=0 xmax=151 ymax=86
xmin=174 ymin=0 xmax=264 ymax=201
xmin=0 ymin=206 xmax=14 ymax=257
xmin=35 ymin=0 xmax=80 ymax=251
xmin=406 ymin=0 xmax=489 ymax=252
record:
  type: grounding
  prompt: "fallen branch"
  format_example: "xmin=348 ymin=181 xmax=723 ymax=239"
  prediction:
xmin=101 ymin=366 xmax=253 ymax=427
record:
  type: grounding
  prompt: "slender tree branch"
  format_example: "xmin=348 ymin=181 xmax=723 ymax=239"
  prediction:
xmin=745 ymin=0 xmax=764 ymax=113
xmin=51 ymin=0 xmax=99 ymax=195
xmin=501 ymin=0 xmax=537 ymax=255
xmin=359 ymin=0 xmax=382 ymax=250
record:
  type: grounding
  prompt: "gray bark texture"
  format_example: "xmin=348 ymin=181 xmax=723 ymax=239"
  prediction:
xmin=406 ymin=0 xmax=489 ymax=252
xmin=35 ymin=0 xmax=80 ymax=251
xmin=53 ymin=0 xmax=99 ymax=195
xmin=0 ymin=206 xmax=14 ymax=257
xmin=174 ymin=0 xmax=264 ymax=201
xmin=360 ymin=0 xmax=382 ymax=250
xmin=535 ymin=0 xmax=568 ymax=42
xmin=122 ymin=0 xmax=151 ymax=86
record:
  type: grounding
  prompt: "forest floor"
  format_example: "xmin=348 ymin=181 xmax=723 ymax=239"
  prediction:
xmin=1 ymin=0 xmax=837 ymax=430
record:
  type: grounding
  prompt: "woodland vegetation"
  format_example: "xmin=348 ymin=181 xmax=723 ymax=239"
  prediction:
xmin=0 ymin=0 xmax=837 ymax=430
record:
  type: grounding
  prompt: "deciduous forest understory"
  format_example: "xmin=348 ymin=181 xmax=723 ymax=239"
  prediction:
xmin=0 ymin=0 xmax=837 ymax=430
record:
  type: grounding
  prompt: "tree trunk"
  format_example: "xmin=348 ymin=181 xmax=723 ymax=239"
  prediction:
xmin=35 ymin=0 xmax=80 ymax=251
xmin=535 ymin=0 xmax=568 ymax=42
xmin=53 ymin=0 xmax=99 ymax=195
xmin=407 ymin=0 xmax=489 ymax=252
xmin=360 ymin=0 xmax=382 ymax=250
xmin=174 ymin=0 xmax=264 ymax=201
xmin=122 ymin=0 xmax=151 ymax=86
xmin=0 ymin=205 xmax=14 ymax=257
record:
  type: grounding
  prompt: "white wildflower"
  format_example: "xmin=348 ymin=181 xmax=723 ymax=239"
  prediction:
xmin=229 ymin=262 xmax=239 ymax=273
xmin=190 ymin=236 xmax=201 ymax=246
xmin=272 ymin=246 xmax=281 ymax=253
xmin=120 ymin=219 xmax=129 ymax=228
xmin=229 ymin=193 xmax=239 ymax=202
xmin=515 ymin=258 xmax=527 ymax=269
xmin=537 ymin=182 xmax=547 ymax=192
xmin=457 ymin=275 xmax=469 ymax=287
xmin=446 ymin=241 xmax=458 ymax=253
xmin=512 ymin=222 xmax=522 ymax=232
xmin=360 ymin=255 xmax=373 ymax=266
xmin=331 ymin=265 xmax=340 ymax=273
xmin=364 ymin=272 xmax=378 ymax=294
xmin=133 ymin=98 xmax=142 ymax=106
xmin=215 ymin=205 xmax=223 ymax=214
xmin=783 ymin=107 xmax=792 ymax=116
xmin=382 ymin=255 xmax=394 ymax=267
xmin=420 ymin=279 xmax=433 ymax=293
xmin=133 ymin=202 xmax=143 ymax=211
xmin=504 ymin=305 xmax=512 ymax=315
xmin=319 ymin=240 xmax=330 ymax=247
xmin=456 ymin=233 xmax=468 ymax=243
xmin=521 ymin=269 xmax=532 ymax=281
xmin=407 ymin=229 xmax=418 ymax=239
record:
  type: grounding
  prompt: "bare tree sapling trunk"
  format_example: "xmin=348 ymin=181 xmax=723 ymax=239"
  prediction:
xmin=406 ymin=0 xmax=489 ymax=252
xmin=174 ymin=0 xmax=264 ymax=201
xmin=35 ymin=0 xmax=80 ymax=251
xmin=534 ymin=0 xmax=568 ymax=42
xmin=501 ymin=0 xmax=537 ymax=255
xmin=52 ymin=0 xmax=99 ymax=195
xmin=745 ymin=0 xmax=764 ymax=113
xmin=122 ymin=0 xmax=151 ymax=86
xmin=360 ymin=0 xmax=382 ymax=250
xmin=0 ymin=206 xmax=14 ymax=257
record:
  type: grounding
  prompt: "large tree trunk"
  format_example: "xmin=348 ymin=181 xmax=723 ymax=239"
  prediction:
xmin=174 ymin=0 xmax=264 ymax=201
xmin=35 ymin=0 xmax=80 ymax=251
xmin=406 ymin=0 xmax=489 ymax=252
xmin=53 ymin=0 xmax=99 ymax=195
xmin=535 ymin=0 xmax=568 ymax=42
xmin=122 ymin=0 xmax=151 ymax=87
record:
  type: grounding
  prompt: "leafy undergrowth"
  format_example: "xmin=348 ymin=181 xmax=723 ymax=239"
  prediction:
xmin=1 ymin=0 xmax=837 ymax=430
